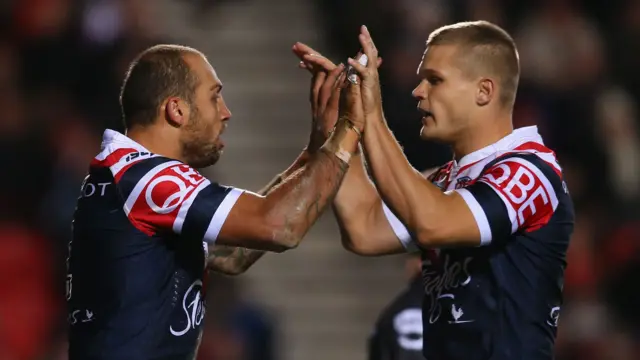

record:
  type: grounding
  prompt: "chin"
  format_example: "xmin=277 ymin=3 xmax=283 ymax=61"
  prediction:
xmin=186 ymin=149 xmax=222 ymax=168
xmin=420 ymin=126 xmax=449 ymax=144
xmin=195 ymin=153 xmax=221 ymax=168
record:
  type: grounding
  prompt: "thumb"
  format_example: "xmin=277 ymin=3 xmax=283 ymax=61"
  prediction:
xmin=345 ymin=81 xmax=362 ymax=108
xmin=343 ymin=81 xmax=364 ymax=125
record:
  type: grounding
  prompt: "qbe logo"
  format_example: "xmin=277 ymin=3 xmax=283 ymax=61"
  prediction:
xmin=145 ymin=165 xmax=206 ymax=214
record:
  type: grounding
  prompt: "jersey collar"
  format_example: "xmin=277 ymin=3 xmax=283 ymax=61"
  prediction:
xmin=101 ymin=129 xmax=149 ymax=153
xmin=453 ymin=126 xmax=544 ymax=169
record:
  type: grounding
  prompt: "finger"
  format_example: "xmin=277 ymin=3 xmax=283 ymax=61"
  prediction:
xmin=302 ymin=53 xmax=337 ymax=72
xmin=336 ymin=71 xmax=348 ymax=89
xmin=299 ymin=61 xmax=314 ymax=72
xmin=347 ymin=80 xmax=362 ymax=101
xmin=347 ymin=57 xmax=367 ymax=77
xmin=311 ymin=70 xmax=328 ymax=107
xmin=293 ymin=43 xmax=327 ymax=74
xmin=293 ymin=42 xmax=320 ymax=59
xmin=326 ymin=74 xmax=343 ymax=113
xmin=318 ymin=64 xmax=345 ymax=111
xmin=344 ymin=80 xmax=364 ymax=122
xmin=359 ymin=25 xmax=379 ymax=68
xmin=351 ymin=51 xmax=382 ymax=69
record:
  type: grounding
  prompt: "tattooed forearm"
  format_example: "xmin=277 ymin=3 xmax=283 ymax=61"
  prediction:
xmin=207 ymin=158 xmax=304 ymax=274
xmin=207 ymin=245 xmax=266 ymax=275
xmin=263 ymin=119 xmax=355 ymax=248
xmin=208 ymin=120 xmax=356 ymax=272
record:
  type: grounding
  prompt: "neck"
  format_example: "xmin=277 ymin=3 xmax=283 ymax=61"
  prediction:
xmin=452 ymin=112 xmax=513 ymax=162
xmin=126 ymin=124 xmax=185 ymax=162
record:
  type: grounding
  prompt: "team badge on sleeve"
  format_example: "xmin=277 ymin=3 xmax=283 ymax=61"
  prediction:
xmin=478 ymin=157 xmax=558 ymax=232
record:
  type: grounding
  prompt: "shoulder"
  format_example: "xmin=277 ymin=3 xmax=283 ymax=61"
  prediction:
xmin=474 ymin=151 xmax=571 ymax=231
xmin=425 ymin=161 xmax=454 ymax=187
xmin=481 ymin=151 xmax=566 ymax=191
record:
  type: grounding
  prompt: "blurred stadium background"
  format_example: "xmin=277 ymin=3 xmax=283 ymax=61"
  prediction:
xmin=0 ymin=0 xmax=639 ymax=359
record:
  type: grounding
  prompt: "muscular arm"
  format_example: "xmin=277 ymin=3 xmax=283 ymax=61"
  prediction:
xmin=207 ymin=151 xmax=309 ymax=275
xmin=363 ymin=116 xmax=480 ymax=248
xmin=215 ymin=117 xmax=359 ymax=252
xmin=332 ymin=148 xmax=408 ymax=256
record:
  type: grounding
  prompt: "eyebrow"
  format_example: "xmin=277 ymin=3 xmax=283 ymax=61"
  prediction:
xmin=418 ymin=68 xmax=442 ymax=78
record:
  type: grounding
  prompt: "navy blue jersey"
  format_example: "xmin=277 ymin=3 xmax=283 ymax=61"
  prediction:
xmin=67 ymin=130 xmax=244 ymax=360
xmin=382 ymin=126 xmax=575 ymax=360
xmin=368 ymin=276 xmax=425 ymax=360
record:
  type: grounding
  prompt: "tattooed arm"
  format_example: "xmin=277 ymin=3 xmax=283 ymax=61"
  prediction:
xmin=215 ymin=117 xmax=358 ymax=252
xmin=207 ymin=151 xmax=309 ymax=275
xmin=214 ymin=76 xmax=362 ymax=254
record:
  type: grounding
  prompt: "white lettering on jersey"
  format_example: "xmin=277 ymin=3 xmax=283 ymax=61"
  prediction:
xmin=110 ymin=151 xmax=157 ymax=178
xmin=123 ymin=161 xmax=216 ymax=236
xmin=81 ymin=182 xmax=112 ymax=198
xmin=547 ymin=306 xmax=560 ymax=327
xmin=423 ymin=255 xmax=472 ymax=324
xmin=68 ymin=309 xmax=95 ymax=325
xmin=503 ymin=166 xmax=537 ymax=204
xmin=170 ymin=279 xmax=206 ymax=337
xmin=145 ymin=175 xmax=194 ymax=214
xmin=144 ymin=165 xmax=207 ymax=215
xmin=393 ymin=308 xmax=423 ymax=351
xmin=479 ymin=157 xmax=558 ymax=231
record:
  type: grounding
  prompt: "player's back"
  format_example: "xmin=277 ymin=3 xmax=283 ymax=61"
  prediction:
xmin=67 ymin=131 xmax=211 ymax=360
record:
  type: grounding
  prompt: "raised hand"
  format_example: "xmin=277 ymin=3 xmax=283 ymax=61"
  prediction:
xmin=346 ymin=26 xmax=384 ymax=118
xmin=292 ymin=42 xmax=337 ymax=74
xmin=292 ymin=43 xmax=343 ymax=152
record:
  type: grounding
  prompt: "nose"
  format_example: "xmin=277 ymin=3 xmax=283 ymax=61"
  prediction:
xmin=412 ymin=80 xmax=428 ymax=100
xmin=219 ymin=97 xmax=232 ymax=121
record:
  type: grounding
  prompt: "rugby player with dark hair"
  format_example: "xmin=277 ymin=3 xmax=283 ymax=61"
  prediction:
xmin=67 ymin=44 xmax=364 ymax=360
xmin=301 ymin=21 xmax=575 ymax=359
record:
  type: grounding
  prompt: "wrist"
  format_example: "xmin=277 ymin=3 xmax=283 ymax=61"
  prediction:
xmin=307 ymin=124 xmax=332 ymax=154
xmin=364 ymin=112 xmax=385 ymax=132
xmin=321 ymin=118 xmax=361 ymax=164
xmin=339 ymin=115 xmax=363 ymax=139
xmin=366 ymin=109 xmax=385 ymax=123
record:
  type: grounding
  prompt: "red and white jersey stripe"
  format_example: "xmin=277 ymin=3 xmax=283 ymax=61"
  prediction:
xmin=384 ymin=126 xmax=569 ymax=248
xmin=91 ymin=129 xmax=243 ymax=243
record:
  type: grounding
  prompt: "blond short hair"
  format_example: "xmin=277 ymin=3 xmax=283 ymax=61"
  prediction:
xmin=427 ymin=21 xmax=520 ymax=108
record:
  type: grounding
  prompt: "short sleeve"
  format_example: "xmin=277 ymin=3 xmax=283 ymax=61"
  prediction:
xmin=382 ymin=202 xmax=419 ymax=252
xmin=455 ymin=154 xmax=561 ymax=245
xmin=115 ymin=156 xmax=244 ymax=244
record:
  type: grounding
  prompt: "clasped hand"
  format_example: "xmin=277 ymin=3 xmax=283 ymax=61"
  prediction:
xmin=292 ymin=27 xmax=383 ymax=149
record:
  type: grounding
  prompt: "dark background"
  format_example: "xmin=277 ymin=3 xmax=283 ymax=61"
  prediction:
xmin=0 ymin=0 xmax=638 ymax=359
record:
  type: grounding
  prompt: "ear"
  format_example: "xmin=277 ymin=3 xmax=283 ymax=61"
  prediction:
xmin=164 ymin=97 xmax=190 ymax=127
xmin=476 ymin=78 xmax=494 ymax=106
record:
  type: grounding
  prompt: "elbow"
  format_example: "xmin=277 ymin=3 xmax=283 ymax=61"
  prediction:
xmin=338 ymin=227 xmax=363 ymax=255
xmin=340 ymin=232 xmax=379 ymax=257
xmin=217 ymin=267 xmax=245 ymax=276
xmin=340 ymin=234 xmax=359 ymax=254
xmin=269 ymin=233 xmax=301 ymax=253
xmin=228 ymin=262 xmax=252 ymax=276
xmin=341 ymin=237 xmax=367 ymax=255
xmin=206 ymin=262 xmax=247 ymax=276
xmin=414 ymin=225 xmax=445 ymax=249
xmin=337 ymin=212 xmax=381 ymax=256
